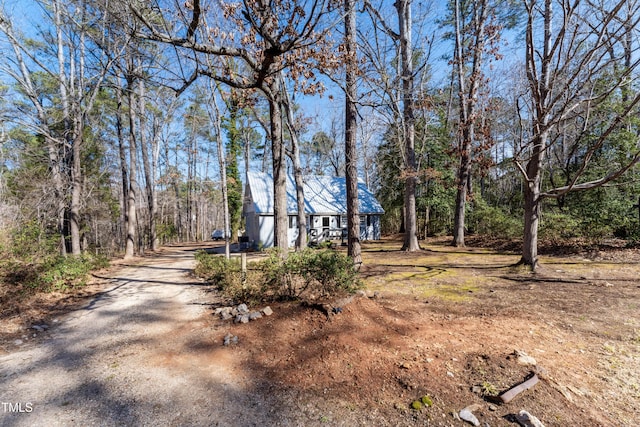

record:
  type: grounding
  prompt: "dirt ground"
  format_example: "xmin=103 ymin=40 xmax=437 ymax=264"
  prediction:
xmin=1 ymin=237 xmax=639 ymax=426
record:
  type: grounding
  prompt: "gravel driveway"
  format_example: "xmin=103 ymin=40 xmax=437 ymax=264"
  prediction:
xmin=0 ymin=245 xmax=278 ymax=427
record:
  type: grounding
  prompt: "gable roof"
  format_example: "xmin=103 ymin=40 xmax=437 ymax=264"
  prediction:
xmin=246 ymin=171 xmax=385 ymax=215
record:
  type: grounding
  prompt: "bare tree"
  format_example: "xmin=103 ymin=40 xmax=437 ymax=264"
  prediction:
xmin=124 ymin=0 xmax=338 ymax=253
xmin=281 ymin=76 xmax=308 ymax=251
xmin=518 ymin=0 xmax=640 ymax=269
xmin=1 ymin=0 xmax=118 ymax=256
xmin=345 ymin=0 xmax=362 ymax=262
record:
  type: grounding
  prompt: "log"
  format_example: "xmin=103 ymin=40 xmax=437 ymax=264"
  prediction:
xmin=499 ymin=373 xmax=539 ymax=404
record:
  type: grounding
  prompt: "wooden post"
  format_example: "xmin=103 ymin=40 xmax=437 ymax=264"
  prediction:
xmin=241 ymin=252 xmax=247 ymax=289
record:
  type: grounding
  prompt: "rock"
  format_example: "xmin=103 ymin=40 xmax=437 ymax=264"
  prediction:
xmin=31 ymin=325 xmax=44 ymax=332
xmin=262 ymin=306 xmax=273 ymax=316
xmin=14 ymin=339 xmax=23 ymax=346
xmin=237 ymin=303 xmax=249 ymax=314
xmin=459 ymin=404 xmax=481 ymax=426
xmin=488 ymin=404 xmax=498 ymax=411
xmin=515 ymin=410 xmax=545 ymax=427
xmin=234 ymin=314 xmax=250 ymax=324
xmin=514 ymin=350 xmax=537 ymax=366
xmin=223 ymin=333 xmax=239 ymax=346
xmin=217 ymin=307 xmax=233 ymax=320
xmin=249 ymin=311 xmax=262 ymax=321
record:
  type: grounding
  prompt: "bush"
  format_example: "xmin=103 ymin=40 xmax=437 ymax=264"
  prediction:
xmin=194 ymin=248 xmax=362 ymax=303
xmin=261 ymin=248 xmax=362 ymax=300
xmin=194 ymin=251 xmax=267 ymax=303
xmin=39 ymin=254 xmax=106 ymax=291
xmin=539 ymin=212 xmax=580 ymax=245
xmin=1 ymin=220 xmax=109 ymax=293
xmin=467 ymin=199 xmax=521 ymax=239
xmin=9 ymin=220 xmax=58 ymax=262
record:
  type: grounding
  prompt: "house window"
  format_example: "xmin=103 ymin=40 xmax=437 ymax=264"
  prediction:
xmin=322 ymin=217 xmax=330 ymax=228
xmin=360 ymin=215 xmax=366 ymax=226
xmin=289 ymin=215 xmax=297 ymax=229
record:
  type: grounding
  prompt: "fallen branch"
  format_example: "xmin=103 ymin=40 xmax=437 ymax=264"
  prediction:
xmin=498 ymin=373 xmax=539 ymax=404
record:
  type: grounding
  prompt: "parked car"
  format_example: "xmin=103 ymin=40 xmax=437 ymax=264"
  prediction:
xmin=211 ymin=229 xmax=227 ymax=240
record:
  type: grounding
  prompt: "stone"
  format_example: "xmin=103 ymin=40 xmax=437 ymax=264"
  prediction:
xmin=249 ymin=311 xmax=262 ymax=321
xmin=459 ymin=404 xmax=481 ymax=426
xmin=515 ymin=410 xmax=545 ymax=427
xmin=514 ymin=350 xmax=537 ymax=366
xmin=234 ymin=314 xmax=250 ymax=324
xmin=31 ymin=325 xmax=44 ymax=332
xmin=262 ymin=306 xmax=273 ymax=316
xmin=14 ymin=339 xmax=23 ymax=346
xmin=223 ymin=333 xmax=238 ymax=346
xmin=223 ymin=333 xmax=232 ymax=346
xmin=237 ymin=303 xmax=249 ymax=314
xmin=221 ymin=312 xmax=234 ymax=321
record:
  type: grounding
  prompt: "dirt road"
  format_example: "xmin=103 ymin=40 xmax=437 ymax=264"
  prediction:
xmin=0 ymin=245 xmax=277 ymax=426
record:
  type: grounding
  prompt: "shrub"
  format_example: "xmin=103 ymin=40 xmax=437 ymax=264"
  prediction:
xmin=194 ymin=248 xmax=362 ymax=303
xmin=261 ymin=248 xmax=362 ymax=300
xmin=467 ymin=199 xmax=521 ymax=239
xmin=540 ymin=212 xmax=580 ymax=245
xmin=194 ymin=250 xmax=266 ymax=303
xmin=40 ymin=253 xmax=108 ymax=291
xmin=9 ymin=220 xmax=58 ymax=262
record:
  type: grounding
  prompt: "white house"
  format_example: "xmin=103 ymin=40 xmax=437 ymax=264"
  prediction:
xmin=243 ymin=171 xmax=385 ymax=248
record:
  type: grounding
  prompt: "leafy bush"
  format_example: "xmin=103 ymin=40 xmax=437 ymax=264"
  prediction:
xmin=194 ymin=248 xmax=362 ymax=303
xmin=261 ymin=248 xmax=362 ymax=300
xmin=9 ymin=220 xmax=58 ymax=262
xmin=39 ymin=254 xmax=107 ymax=291
xmin=467 ymin=199 xmax=521 ymax=238
xmin=1 ymin=220 xmax=109 ymax=293
xmin=539 ymin=211 xmax=581 ymax=245
xmin=194 ymin=250 xmax=266 ymax=303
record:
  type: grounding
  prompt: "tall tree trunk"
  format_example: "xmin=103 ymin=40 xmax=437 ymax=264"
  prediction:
xmin=345 ymin=0 xmax=361 ymax=263
xmin=522 ymin=136 xmax=544 ymax=269
xmin=53 ymin=0 xmax=72 ymax=255
xmin=214 ymin=95 xmax=231 ymax=258
xmin=281 ymin=76 xmax=307 ymax=251
xmin=47 ymin=137 xmax=67 ymax=256
xmin=116 ymin=87 xmax=129 ymax=252
xmin=268 ymin=81 xmax=289 ymax=254
xmin=69 ymin=118 xmax=83 ymax=255
xmin=125 ymin=71 xmax=138 ymax=259
xmin=397 ymin=0 xmax=420 ymax=252
xmin=138 ymin=77 xmax=158 ymax=251
xmin=521 ymin=0 xmax=552 ymax=270
xmin=451 ymin=0 xmax=488 ymax=248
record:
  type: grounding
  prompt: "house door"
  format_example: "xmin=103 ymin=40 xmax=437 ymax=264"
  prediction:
xmin=322 ymin=216 xmax=330 ymax=235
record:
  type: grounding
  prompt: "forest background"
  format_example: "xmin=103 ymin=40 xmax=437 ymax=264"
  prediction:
xmin=2 ymin=0 xmax=640 ymax=292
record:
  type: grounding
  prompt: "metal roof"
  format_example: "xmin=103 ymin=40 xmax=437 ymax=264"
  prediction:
xmin=246 ymin=171 xmax=385 ymax=215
